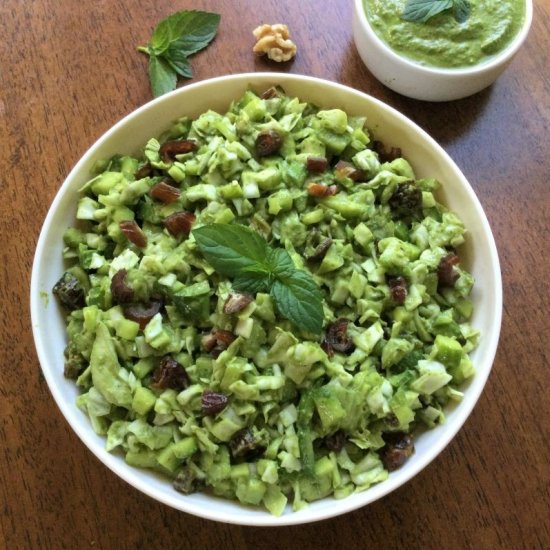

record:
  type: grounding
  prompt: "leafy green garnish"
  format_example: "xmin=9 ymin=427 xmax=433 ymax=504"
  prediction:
xmin=138 ymin=10 xmax=220 ymax=98
xmin=452 ymin=0 xmax=471 ymax=23
xmin=402 ymin=0 xmax=471 ymax=24
xmin=193 ymin=224 xmax=324 ymax=334
xmin=271 ymin=273 xmax=324 ymax=335
xmin=147 ymin=55 xmax=177 ymax=99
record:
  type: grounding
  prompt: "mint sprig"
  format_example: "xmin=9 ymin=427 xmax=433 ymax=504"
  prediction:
xmin=402 ymin=0 xmax=471 ymax=24
xmin=193 ymin=224 xmax=324 ymax=334
xmin=138 ymin=11 xmax=220 ymax=98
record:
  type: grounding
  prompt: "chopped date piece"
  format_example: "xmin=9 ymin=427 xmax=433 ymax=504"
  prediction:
xmin=119 ymin=220 xmax=147 ymax=248
xmin=151 ymin=356 xmax=190 ymax=390
xmin=261 ymin=86 xmax=284 ymax=99
xmin=306 ymin=156 xmax=328 ymax=173
xmin=173 ymin=469 xmax=201 ymax=494
xmin=320 ymin=339 xmax=334 ymax=357
xmin=322 ymin=318 xmax=355 ymax=356
xmin=110 ymin=269 xmax=134 ymax=304
xmin=324 ymin=430 xmax=347 ymax=452
xmin=163 ymin=211 xmax=196 ymax=237
xmin=52 ymin=272 xmax=85 ymax=311
xmin=388 ymin=182 xmax=422 ymax=219
xmin=150 ymin=181 xmax=181 ymax=204
xmin=201 ymin=390 xmax=229 ymax=416
xmin=201 ymin=333 xmax=217 ymax=353
xmin=255 ymin=130 xmax=283 ymax=157
xmin=373 ymin=140 xmax=402 ymax=163
xmin=380 ymin=432 xmax=415 ymax=471
xmin=229 ymin=429 xmax=265 ymax=459
xmin=306 ymin=237 xmax=333 ymax=262
xmin=223 ymin=292 xmax=253 ymax=314
xmin=201 ymin=329 xmax=236 ymax=357
xmin=437 ymin=253 xmax=461 ymax=287
xmin=64 ymin=359 xmax=85 ymax=380
xmin=212 ymin=329 xmax=236 ymax=346
xmin=307 ymin=183 xmax=337 ymax=197
xmin=63 ymin=343 xmax=87 ymax=379
xmin=134 ymin=163 xmax=153 ymax=179
xmin=334 ymin=160 xmax=365 ymax=182
xmin=123 ymin=300 xmax=162 ymax=330
xmin=388 ymin=276 xmax=408 ymax=305
xmin=159 ymin=139 xmax=197 ymax=163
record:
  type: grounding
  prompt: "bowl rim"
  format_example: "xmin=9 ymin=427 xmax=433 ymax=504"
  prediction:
xmin=30 ymin=72 xmax=503 ymax=526
xmin=353 ymin=0 xmax=533 ymax=75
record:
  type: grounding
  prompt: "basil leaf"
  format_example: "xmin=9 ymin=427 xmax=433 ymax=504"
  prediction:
xmin=271 ymin=271 xmax=324 ymax=334
xmin=148 ymin=55 xmax=177 ymax=98
xmin=192 ymin=224 xmax=271 ymax=277
xmin=402 ymin=0 xmax=453 ymax=23
xmin=453 ymin=0 xmax=471 ymax=23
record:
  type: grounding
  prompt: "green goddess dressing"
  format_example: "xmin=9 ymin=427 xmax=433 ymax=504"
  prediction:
xmin=364 ymin=0 xmax=526 ymax=68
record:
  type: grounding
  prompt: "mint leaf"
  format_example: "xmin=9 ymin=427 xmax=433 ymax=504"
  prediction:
xmin=150 ymin=11 xmax=220 ymax=56
xmin=164 ymin=46 xmax=192 ymax=78
xmin=453 ymin=0 xmax=471 ymax=23
xmin=233 ymin=272 xmax=271 ymax=294
xmin=193 ymin=224 xmax=324 ymax=334
xmin=149 ymin=15 xmax=177 ymax=54
xmin=268 ymin=248 xmax=296 ymax=279
xmin=148 ymin=55 xmax=177 ymax=98
xmin=402 ymin=0 xmax=453 ymax=23
xmin=192 ymin=224 xmax=271 ymax=277
xmin=139 ymin=10 xmax=220 ymax=97
xmin=271 ymin=272 xmax=324 ymax=334
xmin=164 ymin=12 xmax=221 ymax=56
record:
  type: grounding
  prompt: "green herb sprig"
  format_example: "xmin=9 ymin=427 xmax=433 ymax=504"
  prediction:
xmin=402 ymin=0 xmax=471 ymax=24
xmin=138 ymin=11 xmax=220 ymax=98
xmin=193 ymin=224 xmax=324 ymax=334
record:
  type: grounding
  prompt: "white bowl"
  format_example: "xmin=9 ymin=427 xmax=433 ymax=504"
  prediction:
xmin=30 ymin=73 xmax=502 ymax=525
xmin=352 ymin=0 xmax=533 ymax=101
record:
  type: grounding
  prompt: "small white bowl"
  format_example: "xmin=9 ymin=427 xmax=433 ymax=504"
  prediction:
xmin=31 ymin=73 xmax=502 ymax=525
xmin=352 ymin=0 xmax=533 ymax=101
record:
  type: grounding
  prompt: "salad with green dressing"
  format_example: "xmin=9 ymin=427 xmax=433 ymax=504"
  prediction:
xmin=53 ymin=86 xmax=479 ymax=515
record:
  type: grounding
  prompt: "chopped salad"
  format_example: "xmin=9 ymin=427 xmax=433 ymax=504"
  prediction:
xmin=53 ymin=86 xmax=479 ymax=515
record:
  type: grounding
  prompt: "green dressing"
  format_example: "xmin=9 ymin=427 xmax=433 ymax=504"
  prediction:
xmin=364 ymin=0 xmax=526 ymax=68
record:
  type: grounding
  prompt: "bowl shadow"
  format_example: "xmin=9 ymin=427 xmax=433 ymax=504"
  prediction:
xmin=340 ymin=41 xmax=493 ymax=145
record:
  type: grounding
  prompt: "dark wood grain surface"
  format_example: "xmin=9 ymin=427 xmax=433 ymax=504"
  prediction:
xmin=1 ymin=0 xmax=549 ymax=548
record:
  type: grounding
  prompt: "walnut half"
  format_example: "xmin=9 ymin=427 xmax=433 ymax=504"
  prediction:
xmin=252 ymin=24 xmax=297 ymax=63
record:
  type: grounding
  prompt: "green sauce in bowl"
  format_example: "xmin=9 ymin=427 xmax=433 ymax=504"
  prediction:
xmin=364 ymin=0 xmax=526 ymax=68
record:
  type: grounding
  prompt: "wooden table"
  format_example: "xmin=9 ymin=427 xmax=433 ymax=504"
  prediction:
xmin=2 ymin=0 xmax=549 ymax=548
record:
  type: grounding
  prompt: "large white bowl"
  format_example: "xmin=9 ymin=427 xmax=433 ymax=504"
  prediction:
xmin=352 ymin=0 xmax=533 ymax=101
xmin=30 ymin=73 xmax=502 ymax=525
